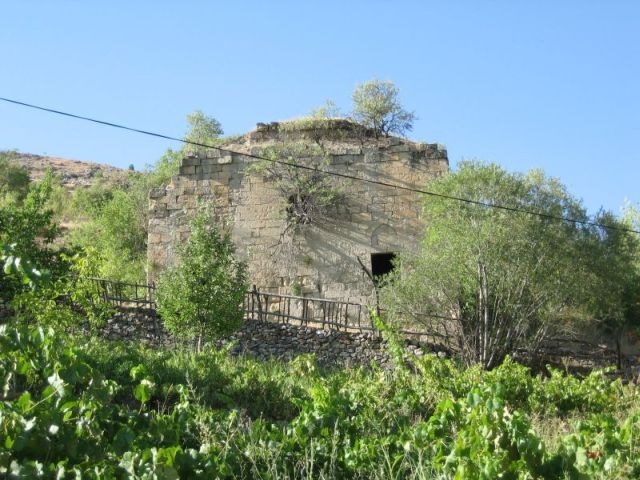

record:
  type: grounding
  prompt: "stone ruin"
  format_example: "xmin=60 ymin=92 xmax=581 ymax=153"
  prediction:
xmin=147 ymin=119 xmax=449 ymax=306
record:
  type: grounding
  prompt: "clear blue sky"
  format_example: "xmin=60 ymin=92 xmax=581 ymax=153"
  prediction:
xmin=1 ymin=1 xmax=638 ymax=216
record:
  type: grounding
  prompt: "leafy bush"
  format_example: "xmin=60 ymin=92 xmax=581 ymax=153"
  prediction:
xmin=2 ymin=319 xmax=640 ymax=478
xmin=156 ymin=206 xmax=248 ymax=349
xmin=0 ymin=172 xmax=64 ymax=306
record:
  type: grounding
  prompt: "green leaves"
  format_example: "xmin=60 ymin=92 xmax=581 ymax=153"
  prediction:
xmin=2 ymin=321 xmax=640 ymax=477
xmin=383 ymin=161 xmax=635 ymax=369
xmin=155 ymin=206 xmax=248 ymax=349
xmin=1 ymin=244 xmax=50 ymax=289
xmin=0 ymin=171 xmax=61 ymax=304
xmin=133 ymin=379 xmax=155 ymax=406
xmin=351 ymin=79 xmax=416 ymax=137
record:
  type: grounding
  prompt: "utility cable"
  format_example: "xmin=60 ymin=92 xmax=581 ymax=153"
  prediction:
xmin=1 ymin=95 xmax=639 ymax=235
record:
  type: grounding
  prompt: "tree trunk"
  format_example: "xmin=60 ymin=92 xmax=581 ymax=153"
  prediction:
xmin=478 ymin=262 xmax=490 ymax=368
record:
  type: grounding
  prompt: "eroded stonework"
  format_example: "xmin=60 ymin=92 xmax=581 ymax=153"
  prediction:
xmin=148 ymin=120 xmax=449 ymax=304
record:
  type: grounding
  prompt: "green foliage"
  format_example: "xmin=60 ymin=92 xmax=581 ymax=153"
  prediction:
xmin=309 ymin=99 xmax=342 ymax=119
xmin=382 ymin=161 xmax=629 ymax=369
xmin=1 ymin=244 xmax=50 ymax=291
xmin=0 ymin=171 xmax=65 ymax=305
xmin=2 ymin=319 xmax=640 ymax=478
xmin=155 ymin=206 xmax=248 ymax=349
xmin=0 ymin=318 xmax=640 ymax=479
xmin=588 ymin=206 xmax=640 ymax=346
xmin=146 ymin=148 xmax=182 ymax=188
xmin=10 ymin=248 xmax=114 ymax=332
xmin=0 ymin=151 xmax=30 ymax=205
xmin=371 ymin=310 xmax=407 ymax=370
xmin=0 ymin=325 xmax=122 ymax=477
xmin=68 ymin=171 xmax=149 ymax=283
xmin=184 ymin=110 xmax=223 ymax=146
xmin=351 ymin=79 xmax=416 ymax=137
xmin=0 ymin=170 xmax=59 ymax=259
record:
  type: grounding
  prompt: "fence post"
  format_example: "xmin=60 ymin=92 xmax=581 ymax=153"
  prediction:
xmin=252 ymin=285 xmax=263 ymax=321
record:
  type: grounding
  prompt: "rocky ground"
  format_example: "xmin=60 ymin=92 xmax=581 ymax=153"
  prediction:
xmin=12 ymin=152 xmax=126 ymax=191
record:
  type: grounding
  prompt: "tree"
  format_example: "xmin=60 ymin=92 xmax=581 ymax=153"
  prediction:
xmin=0 ymin=151 xmax=30 ymax=205
xmin=310 ymin=99 xmax=341 ymax=119
xmin=587 ymin=207 xmax=640 ymax=367
xmin=66 ymin=111 xmax=224 ymax=283
xmin=184 ymin=110 xmax=223 ymax=146
xmin=0 ymin=171 xmax=61 ymax=299
xmin=351 ymin=79 xmax=416 ymax=138
xmin=69 ymin=172 xmax=149 ymax=283
xmin=155 ymin=206 xmax=248 ymax=350
xmin=382 ymin=161 xmax=625 ymax=369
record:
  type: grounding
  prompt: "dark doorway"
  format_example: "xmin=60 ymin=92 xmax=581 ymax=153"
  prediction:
xmin=371 ymin=252 xmax=396 ymax=282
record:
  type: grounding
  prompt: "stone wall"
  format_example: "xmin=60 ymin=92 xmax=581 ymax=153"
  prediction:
xmin=97 ymin=309 xmax=624 ymax=373
xmin=148 ymin=120 xmax=449 ymax=304
xmin=95 ymin=307 xmax=435 ymax=369
xmin=2 ymin=305 xmax=624 ymax=373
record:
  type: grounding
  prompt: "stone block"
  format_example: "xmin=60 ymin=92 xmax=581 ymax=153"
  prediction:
xmin=204 ymin=148 xmax=221 ymax=158
xmin=179 ymin=165 xmax=196 ymax=176
xmin=150 ymin=206 xmax=168 ymax=218
xmin=182 ymin=157 xmax=201 ymax=167
xmin=149 ymin=187 xmax=166 ymax=199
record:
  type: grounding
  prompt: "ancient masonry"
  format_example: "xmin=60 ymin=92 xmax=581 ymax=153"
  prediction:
xmin=147 ymin=120 xmax=449 ymax=305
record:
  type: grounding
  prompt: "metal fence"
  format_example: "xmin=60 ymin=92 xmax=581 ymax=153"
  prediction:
xmin=83 ymin=277 xmax=156 ymax=309
xmin=82 ymin=278 xmax=379 ymax=332
xmin=244 ymin=287 xmax=375 ymax=332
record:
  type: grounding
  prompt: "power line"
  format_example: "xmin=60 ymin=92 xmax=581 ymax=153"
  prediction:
xmin=2 ymin=95 xmax=639 ymax=236
xmin=0 ymin=97 xmax=186 ymax=145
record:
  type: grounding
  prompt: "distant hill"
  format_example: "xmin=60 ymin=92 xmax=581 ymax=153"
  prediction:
xmin=11 ymin=153 xmax=127 ymax=191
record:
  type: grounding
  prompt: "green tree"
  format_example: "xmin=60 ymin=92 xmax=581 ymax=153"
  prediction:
xmin=148 ymin=110 xmax=223 ymax=182
xmin=588 ymin=207 xmax=640 ymax=366
xmin=184 ymin=110 xmax=223 ymax=146
xmin=69 ymin=172 xmax=149 ymax=283
xmin=147 ymin=148 xmax=182 ymax=188
xmin=310 ymin=99 xmax=341 ymax=119
xmin=0 ymin=151 xmax=30 ymax=205
xmin=382 ymin=161 xmax=616 ymax=369
xmin=0 ymin=171 xmax=63 ymax=303
xmin=155 ymin=206 xmax=248 ymax=350
xmin=351 ymin=79 xmax=416 ymax=138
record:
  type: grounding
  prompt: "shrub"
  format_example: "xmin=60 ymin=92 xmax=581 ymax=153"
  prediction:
xmin=155 ymin=206 xmax=248 ymax=350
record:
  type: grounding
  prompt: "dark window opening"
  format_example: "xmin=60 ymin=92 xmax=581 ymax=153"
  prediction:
xmin=371 ymin=252 xmax=396 ymax=282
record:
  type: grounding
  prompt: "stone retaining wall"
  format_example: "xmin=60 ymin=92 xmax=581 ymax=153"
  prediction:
xmin=96 ymin=308 xmax=435 ymax=369
xmin=98 ymin=308 xmax=628 ymax=374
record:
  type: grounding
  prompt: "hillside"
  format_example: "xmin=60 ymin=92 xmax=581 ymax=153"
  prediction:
xmin=11 ymin=152 xmax=127 ymax=191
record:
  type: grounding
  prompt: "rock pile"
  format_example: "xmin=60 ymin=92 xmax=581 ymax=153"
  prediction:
xmin=94 ymin=308 xmax=410 ymax=369
xmin=217 ymin=321 xmax=391 ymax=369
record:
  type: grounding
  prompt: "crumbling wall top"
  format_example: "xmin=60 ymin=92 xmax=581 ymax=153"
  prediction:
xmin=249 ymin=118 xmax=375 ymax=143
